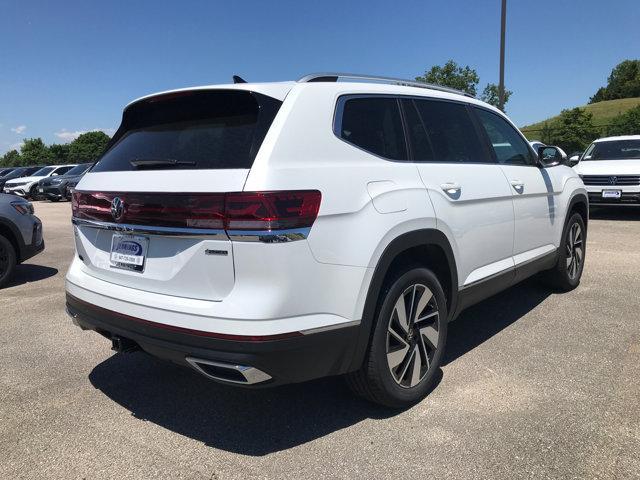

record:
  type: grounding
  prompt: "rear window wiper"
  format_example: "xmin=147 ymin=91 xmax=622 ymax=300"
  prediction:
xmin=130 ymin=158 xmax=196 ymax=169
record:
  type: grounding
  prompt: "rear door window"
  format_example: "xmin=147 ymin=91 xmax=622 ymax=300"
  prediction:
xmin=413 ymin=99 xmax=489 ymax=163
xmin=336 ymin=96 xmax=408 ymax=160
xmin=92 ymin=90 xmax=281 ymax=172
xmin=401 ymin=99 xmax=434 ymax=161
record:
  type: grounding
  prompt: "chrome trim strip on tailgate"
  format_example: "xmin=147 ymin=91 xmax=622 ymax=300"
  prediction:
xmin=72 ymin=218 xmax=228 ymax=239
xmin=72 ymin=218 xmax=310 ymax=242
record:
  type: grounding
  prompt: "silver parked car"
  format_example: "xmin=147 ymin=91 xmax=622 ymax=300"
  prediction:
xmin=0 ymin=194 xmax=44 ymax=287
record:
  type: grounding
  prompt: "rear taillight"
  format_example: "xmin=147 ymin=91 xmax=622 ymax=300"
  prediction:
xmin=224 ymin=191 xmax=321 ymax=230
xmin=72 ymin=190 xmax=321 ymax=231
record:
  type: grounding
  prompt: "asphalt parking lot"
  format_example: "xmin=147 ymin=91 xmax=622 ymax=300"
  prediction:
xmin=1 ymin=201 xmax=639 ymax=480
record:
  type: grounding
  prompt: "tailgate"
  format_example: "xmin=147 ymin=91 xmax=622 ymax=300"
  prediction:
xmin=70 ymin=88 xmax=283 ymax=302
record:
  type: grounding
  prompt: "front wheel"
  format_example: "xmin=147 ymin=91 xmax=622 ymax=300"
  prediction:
xmin=543 ymin=212 xmax=586 ymax=291
xmin=29 ymin=185 xmax=39 ymax=200
xmin=346 ymin=267 xmax=448 ymax=408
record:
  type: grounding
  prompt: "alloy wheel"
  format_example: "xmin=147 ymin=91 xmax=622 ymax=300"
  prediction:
xmin=386 ymin=284 xmax=440 ymax=388
xmin=566 ymin=222 xmax=583 ymax=279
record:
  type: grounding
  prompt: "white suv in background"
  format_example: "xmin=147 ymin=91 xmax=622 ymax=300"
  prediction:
xmin=4 ymin=164 xmax=76 ymax=198
xmin=573 ymin=135 xmax=640 ymax=206
xmin=66 ymin=73 xmax=588 ymax=407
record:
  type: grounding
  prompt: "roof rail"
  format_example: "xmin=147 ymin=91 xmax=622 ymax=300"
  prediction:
xmin=297 ymin=72 xmax=474 ymax=98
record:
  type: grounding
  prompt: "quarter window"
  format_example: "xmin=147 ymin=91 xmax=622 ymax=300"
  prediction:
xmin=412 ymin=99 xmax=488 ymax=163
xmin=337 ymin=97 xmax=407 ymax=160
xmin=474 ymin=108 xmax=533 ymax=165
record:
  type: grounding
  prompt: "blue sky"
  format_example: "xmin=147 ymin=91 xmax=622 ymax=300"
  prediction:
xmin=1 ymin=0 xmax=639 ymax=154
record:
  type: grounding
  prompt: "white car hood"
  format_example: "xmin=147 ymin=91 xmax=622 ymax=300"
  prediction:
xmin=573 ymin=159 xmax=640 ymax=175
xmin=5 ymin=175 xmax=46 ymax=185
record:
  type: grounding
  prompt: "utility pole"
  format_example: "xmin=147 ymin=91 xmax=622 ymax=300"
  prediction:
xmin=498 ymin=0 xmax=507 ymax=111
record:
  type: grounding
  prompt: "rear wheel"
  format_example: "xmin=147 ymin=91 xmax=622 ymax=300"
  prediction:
xmin=347 ymin=267 xmax=448 ymax=408
xmin=0 ymin=234 xmax=17 ymax=288
xmin=543 ymin=212 xmax=586 ymax=291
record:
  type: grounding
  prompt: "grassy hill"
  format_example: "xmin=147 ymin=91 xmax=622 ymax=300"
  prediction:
xmin=521 ymin=97 xmax=640 ymax=139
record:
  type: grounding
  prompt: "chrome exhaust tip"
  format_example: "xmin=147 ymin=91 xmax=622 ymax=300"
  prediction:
xmin=185 ymin=357 xmax=271 ymax=385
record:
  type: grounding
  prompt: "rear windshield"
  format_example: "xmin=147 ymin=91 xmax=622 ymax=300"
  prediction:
xmin=584 ymin=139 xmax=640 ymax=160
xmin=92 ymin=90 xmax=281 ymax=172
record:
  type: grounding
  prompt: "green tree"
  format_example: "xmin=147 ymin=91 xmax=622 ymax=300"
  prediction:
xmin=553 ymin=108 xmax=598 ymax=153
xmin=480 ymin=83 xmax=513 ymax=111
xmin=540 ymin=122 xmax=554 ymax=145
xmin=416 ymin=60 xmax=480 ymax=96
xmin=68 ymin=131 xmax=110 ymax=162
xmin=1 ymin=149 xmax=21 ymax=167
xmin=607 ymin=105 xmax=640 ymax=136
xmin=589 ymin=60 xmax=640 ymax=103
xmin=20 ymin=138 xmax=51 ymax=165
xmin=48 ymin=143 xmax=70 ymax=164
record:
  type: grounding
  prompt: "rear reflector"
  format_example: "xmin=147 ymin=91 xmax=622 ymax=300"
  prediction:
xmin=72 ymin=190 xmax=321 ymax=231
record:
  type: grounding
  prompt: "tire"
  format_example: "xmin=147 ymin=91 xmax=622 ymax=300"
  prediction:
xmin=50 ymin=197 xmax=60 ymax=202
xmin=543 ymin=212 xmax=586 ymax=291
xmin=0 ymin=234 xmax=17 ymax=289
xmin=29 ymin=185 xmax=39 ymax=200
xmin=346 ymin=267 xmax=448 ymax=408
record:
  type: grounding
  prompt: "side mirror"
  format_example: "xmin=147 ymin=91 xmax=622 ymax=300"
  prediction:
xmin=52 ymin=173 xmax=59 ymax=176
xmin=537 ymin=146 xmax=566 ymax=168
xmin=568 ymin=155 xmax=580 ymax=166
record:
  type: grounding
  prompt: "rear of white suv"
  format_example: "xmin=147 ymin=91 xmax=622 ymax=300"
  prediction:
xmin=66 ymin=75 xmax=588 ymax=407
xmin=66 ymin=84 xmax=365 ymax=388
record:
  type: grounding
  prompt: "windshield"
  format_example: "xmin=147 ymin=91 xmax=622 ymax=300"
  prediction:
xmin=63 ymin=163 xmax=91 ymax=176
xmin=92 ymin=90 xmax=281 ymax=172
xmin=32 ymin=166 xmax=55 ymax=176
xmin=4 ymin=167 xmax=27 ymax=179
xmin=0 ymin=168 xmax=14 ymax=177
xmin=583 ymin=139 xmax=640 ymax=160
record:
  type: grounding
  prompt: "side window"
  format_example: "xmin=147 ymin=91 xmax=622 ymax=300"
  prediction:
xmin=55 ymin=166 xmax=73 ymax=175
xmin=474 ymin=108 xmax=534 ymax=165
xmin=337 ymin=97 xmax=407 ymax=160
xmin=401 ymin=99 xmax=433 ymax=161
xmin=414 ymin=99 xmax=489 ymax=163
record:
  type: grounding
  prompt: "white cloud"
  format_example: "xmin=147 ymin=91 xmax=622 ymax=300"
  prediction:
xmin=55 ymin=129 xmax=84 ymax=142
xmin=54 ymin=127 xmax=115 ymax=143
xmin=11 ymin=125 xmax=27 ymax=134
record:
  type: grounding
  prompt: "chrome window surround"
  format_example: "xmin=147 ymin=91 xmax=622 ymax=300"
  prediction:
xmin=71 ymin=217 xmax=310 ymax=243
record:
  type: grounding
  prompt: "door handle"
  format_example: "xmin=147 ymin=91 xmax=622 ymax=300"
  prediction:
xmin=440 ymin=182 xmax=461 ymax=194
xmin=510 ymin=180 xmax=525 ymax=192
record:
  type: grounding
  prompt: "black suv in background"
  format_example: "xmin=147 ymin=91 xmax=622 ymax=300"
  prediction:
xmin=38 ymin=163 xmax=92 ymax=201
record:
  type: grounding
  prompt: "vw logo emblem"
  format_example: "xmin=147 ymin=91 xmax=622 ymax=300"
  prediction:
xmin=111 ymin=197 xmax=125 ymax=222
xmin=609 ymin=176 xmax=618 ymax=185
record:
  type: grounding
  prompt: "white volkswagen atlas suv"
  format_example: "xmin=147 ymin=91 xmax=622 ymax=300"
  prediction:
xmin=573 ymin=135 xmax=640 ymax=206
xmin=65 ymin=73 xmax=588 ymax=407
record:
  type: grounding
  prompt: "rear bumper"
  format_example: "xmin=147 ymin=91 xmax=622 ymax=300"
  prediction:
xmin=66 ymin=293 xmax=360 ymax=387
